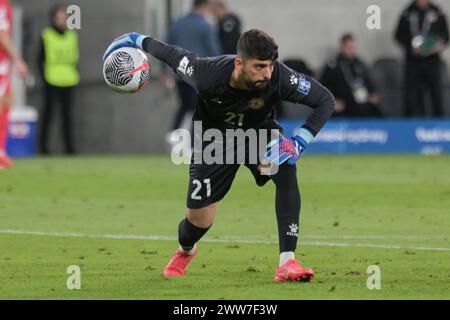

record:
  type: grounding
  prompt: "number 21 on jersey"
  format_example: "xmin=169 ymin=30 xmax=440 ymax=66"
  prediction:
xmin=224 ymin=112 xmax=244 ymax=127
xmin=191 ymin=179 xmax=211 ymax=200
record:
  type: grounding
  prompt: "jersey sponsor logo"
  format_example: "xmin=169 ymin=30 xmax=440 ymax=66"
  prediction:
xmin=248 ymin=98 xmax=264 ymax=110
xmin=290 ymin=73 xmax=311 ymax=95
xmin=177 ymin=56 xmax=190 ymax=75
xmin=296 ymin=74 xmax=311 ymax=96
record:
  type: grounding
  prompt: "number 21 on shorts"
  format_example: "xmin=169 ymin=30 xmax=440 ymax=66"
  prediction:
xmin=191 ymin=179 xmax=211 ymax=200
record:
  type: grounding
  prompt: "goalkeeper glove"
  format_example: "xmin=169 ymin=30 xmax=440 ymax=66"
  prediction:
xmin=103 ymin=32 xmax=147 ymax=60
xmin=264 ymin=128 xmax=314 ymax=165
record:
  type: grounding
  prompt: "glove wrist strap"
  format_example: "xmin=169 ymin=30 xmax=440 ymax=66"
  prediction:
xmin=297 ymin=128 xmax=314 ymax=144
xmin=136 ymin=35 xmax=147 ymax=50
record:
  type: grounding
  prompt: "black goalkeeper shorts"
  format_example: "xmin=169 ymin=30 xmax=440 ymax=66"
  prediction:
xmin=186 ymin=120 xmax=283 ymax=209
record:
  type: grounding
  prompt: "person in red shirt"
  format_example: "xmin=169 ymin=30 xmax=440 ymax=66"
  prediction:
xmin=0 ymin=0 xmax=28 ymax=169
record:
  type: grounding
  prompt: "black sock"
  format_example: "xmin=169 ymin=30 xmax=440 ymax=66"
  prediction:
xmin=272 ymin=163 xmax=301 ymax=253
xmin=178 ymin=218 xmax=211 ymax=251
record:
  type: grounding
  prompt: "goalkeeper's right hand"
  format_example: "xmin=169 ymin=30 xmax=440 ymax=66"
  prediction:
xmin=103 ymin=32 xmax=147 ymax=60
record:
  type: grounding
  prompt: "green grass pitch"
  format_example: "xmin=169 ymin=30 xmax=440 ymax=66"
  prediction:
xmin=0 ymin=155 xmax=449 ymax=299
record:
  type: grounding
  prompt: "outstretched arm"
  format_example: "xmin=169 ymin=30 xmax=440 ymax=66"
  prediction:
xmin=103 ymin=32 xmax=206 ymax=91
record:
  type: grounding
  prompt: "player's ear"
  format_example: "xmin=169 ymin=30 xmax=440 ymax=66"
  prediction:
xmin=234 ymin=57 xmax=243 ymax=69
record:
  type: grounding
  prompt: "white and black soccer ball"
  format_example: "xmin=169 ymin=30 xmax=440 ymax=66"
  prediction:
xmin=103 ymin=47 xmax=150 ymax=93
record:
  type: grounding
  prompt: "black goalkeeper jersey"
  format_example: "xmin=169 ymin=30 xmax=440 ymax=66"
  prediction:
xmin=143 ymin=37 xmax=335 ymax=135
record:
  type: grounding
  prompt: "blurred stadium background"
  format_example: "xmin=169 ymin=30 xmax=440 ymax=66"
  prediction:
xmin=7 ymin=0 xmax=450 ymax=154
xmin=1 ymin=0 xmax=450 ymax=300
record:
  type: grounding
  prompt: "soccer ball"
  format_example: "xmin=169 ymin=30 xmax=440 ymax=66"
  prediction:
xmin=103 ymin=47 xmax=150 ymax=93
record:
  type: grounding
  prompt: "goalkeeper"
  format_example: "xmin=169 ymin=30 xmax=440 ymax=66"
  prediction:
xmin=104 ymin=29 xmax=335 ymax=282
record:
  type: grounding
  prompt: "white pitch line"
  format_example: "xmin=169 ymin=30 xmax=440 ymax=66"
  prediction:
xmin=219 ymin=234 xmax=449 ymax=241
xmin=0 ymin=229 xmax=446 ymax=242
xmin=0 ymin=229 xmax=449 ymax=252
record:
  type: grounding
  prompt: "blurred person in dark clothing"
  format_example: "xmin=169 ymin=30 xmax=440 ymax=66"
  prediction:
xmin=320 ymin=34 xmax=382 ymax=118
xmin=212 ymin=0 xmax=241 ymax=54
xmin=164 ymin=0 xmax=222 ymax=142
xmin=38 ymin=5 xmax=80 ymax=155
xmin=283 ymin=59 xmax=315 ymax=78
xmin=395 ymin=0 xmax=449 ymax=117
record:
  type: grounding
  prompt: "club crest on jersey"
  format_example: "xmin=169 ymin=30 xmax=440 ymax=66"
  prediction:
xmin=248 ymin=98 xmax=264 ymax=110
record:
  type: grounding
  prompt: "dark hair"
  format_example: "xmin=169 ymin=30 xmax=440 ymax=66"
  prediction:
xmin=237 ymin=29 xmax=279 ymax=61
xmin=193 ymin=0 xmax=210 ymax=9
xmin=340 ymin=33 xmax=355 ymax=44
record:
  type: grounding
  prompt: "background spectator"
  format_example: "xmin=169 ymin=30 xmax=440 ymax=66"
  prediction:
xmin=164 ymin=0 xmax=222 ymax=145
xmin=38 ymin=4 xmax=80 ymax=155
xmin=394 ymin=0 xmax=449 ymax=117
xmin=320 ymin=33 xmax=382 ymax=118
xmin=212 ymin=0 xmax=242 ymax=55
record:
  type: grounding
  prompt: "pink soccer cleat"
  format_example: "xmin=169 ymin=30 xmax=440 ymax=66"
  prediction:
xmin=274 ymin=259 xmax=314 ymax=282
xmin=163 ymin=246 xmax=197 ymax=278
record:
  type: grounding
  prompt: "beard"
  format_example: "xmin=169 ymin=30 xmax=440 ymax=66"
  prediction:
xmin=243 ymin=74 xmax=269 ymax=91
xmin=245 ymin=79 xmax=269 ymax=91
